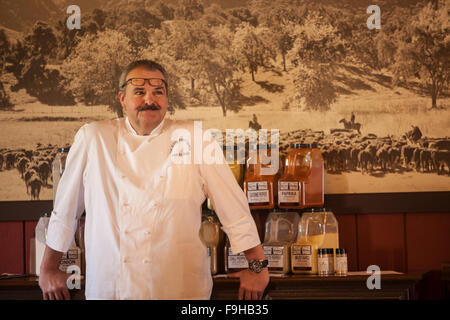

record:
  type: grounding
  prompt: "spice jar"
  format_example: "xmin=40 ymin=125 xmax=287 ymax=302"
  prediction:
xmin=335 ymin=248 xmax=348 ymax=276
xmin=317 ymin=248 xmax=333 ymax=276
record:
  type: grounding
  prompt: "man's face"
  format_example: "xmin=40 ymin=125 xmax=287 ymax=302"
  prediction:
xmin=118 ymin=66 xmax=169 ymax=136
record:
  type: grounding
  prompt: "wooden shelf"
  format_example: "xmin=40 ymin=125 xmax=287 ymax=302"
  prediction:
xmin=0 ymin=272 xmax=425 ymax=300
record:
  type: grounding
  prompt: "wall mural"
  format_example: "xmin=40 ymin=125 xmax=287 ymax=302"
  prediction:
xmin=0 ymin=0 xmax=448 ymax=201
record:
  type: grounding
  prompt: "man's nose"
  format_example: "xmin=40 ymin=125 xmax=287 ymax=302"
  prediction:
xmin=144 ymin=90 xmax=155 ymax=105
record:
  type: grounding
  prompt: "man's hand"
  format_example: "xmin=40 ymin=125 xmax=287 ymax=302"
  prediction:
xmin=38 ymin=245 xmax=70 ymax=300
xmin=227 ymin=268 xmax=269 ymax=300
xmin=39 ymin=267 xmax=71 ymax=300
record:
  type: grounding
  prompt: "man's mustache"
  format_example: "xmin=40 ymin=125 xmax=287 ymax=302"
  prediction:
xmin=137 ymin=104 xmax=161 ymax=112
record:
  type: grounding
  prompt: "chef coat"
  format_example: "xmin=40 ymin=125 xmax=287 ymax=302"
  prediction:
xmin=46 ymin=117 xmax=260 ymax=300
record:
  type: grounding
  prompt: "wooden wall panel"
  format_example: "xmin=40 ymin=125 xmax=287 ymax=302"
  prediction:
xmin=335 ymin=214 xmax=358 ymax=271
xmin=406 ymin=213 xmax=450 ymax=272
xmin=356 ymin=213 xmax=407 ymax=272
xmin=0 ymin=221 xmax=24 ymax=274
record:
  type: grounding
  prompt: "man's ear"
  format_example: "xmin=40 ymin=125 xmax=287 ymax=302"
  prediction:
xmin=118 ymin=91 xmax=126 ymax=108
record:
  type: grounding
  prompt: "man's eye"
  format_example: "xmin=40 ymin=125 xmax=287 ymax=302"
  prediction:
xmin=155 ymin=91 xmax=164 ymax=95
xmin=134 ymin=91 xmax=144 ymax=95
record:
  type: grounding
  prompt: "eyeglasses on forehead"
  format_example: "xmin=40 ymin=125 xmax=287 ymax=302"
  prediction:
xmin=122 ymin=78 xmax=167 ymax=88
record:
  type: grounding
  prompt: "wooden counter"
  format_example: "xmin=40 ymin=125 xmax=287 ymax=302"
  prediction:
xmin=0 ymin=272 xmax=424 ymax=300
xmin=213 ymin=272 xmax=424 ymax=300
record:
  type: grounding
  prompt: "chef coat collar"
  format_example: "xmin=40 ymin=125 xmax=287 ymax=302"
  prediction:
xmin=125 ymin=116 xmax=166 ymax=138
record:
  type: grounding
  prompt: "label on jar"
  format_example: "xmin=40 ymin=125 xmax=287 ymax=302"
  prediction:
xmin=58 ymin=247 xmax=81 ymax=272
xmin=317 ymin=255 xmax=330 ymax=274
xmin=336 ymin=256 xmax=348 ymax=273
xmin=292 ymin=245 xmax=312 ymax=270
xmin=278 ymin=181 xmax=300 ymax=203
xmin=227 ymin=247 xmax=249 ymax=269
xmin=263 ymin=245 xmax=285 ymax=269
xmin=247 ymin=181 xmax=269 ymax=203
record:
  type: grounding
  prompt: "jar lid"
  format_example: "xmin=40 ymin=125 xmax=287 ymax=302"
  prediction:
xmin=336 ymin=248 xmax=346 ymax=254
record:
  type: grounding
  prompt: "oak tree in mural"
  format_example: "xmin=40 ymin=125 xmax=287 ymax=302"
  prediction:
xmin=61 ymin=30 xmax=134 ymax=117
xmin=287 ymin=11 xmax=345 ymax=111
xmin=231 ymin=22 xmax=275 ymax=82
xmin=380 ymin=2 xmax=450 ymax=109
xmin=6 ymin=21 xmax=75 ymax=105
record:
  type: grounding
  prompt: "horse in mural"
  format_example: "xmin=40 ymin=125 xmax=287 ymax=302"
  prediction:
xmin=339 ymin=117 xmax=361 ymax=134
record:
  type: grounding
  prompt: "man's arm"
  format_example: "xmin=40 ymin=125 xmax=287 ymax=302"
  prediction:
xmin=39 ymin=125 xmax=88 ymax=300
xmin=38 ymin=246 xmax=71 ymax=300
xmin=227 ymin=244 xmax=270 ymax=300
xmin=198 ymin=131 xmax=268 ymax=299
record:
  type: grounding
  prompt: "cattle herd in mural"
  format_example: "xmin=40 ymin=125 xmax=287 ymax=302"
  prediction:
xmin=1 ymin=126 xmax=449 ymax=200
xmin=0 ymin=144 xmax=59 ymax=200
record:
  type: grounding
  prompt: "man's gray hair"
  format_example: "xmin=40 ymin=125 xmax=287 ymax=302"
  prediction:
xmin=119 ymin=60 xmax=169 ymax=93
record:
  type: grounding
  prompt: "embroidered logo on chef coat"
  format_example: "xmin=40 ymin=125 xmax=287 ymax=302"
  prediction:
xmin=170 ymin=135 xmax=192 ymax=164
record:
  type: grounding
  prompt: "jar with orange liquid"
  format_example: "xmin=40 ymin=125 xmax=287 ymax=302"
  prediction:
xmin=303 ymin=143 xmax=324 ymax=208
xmin=243 ymin=144 xmax=277 ymax=210
xmin=278 ymin=144 xmax=312 ymax=209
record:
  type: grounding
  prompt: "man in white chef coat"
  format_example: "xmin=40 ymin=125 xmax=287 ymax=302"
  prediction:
xmin=39 ymin=60 xmax=269 ymax=300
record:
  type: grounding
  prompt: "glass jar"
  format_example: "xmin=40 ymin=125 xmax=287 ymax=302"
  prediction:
xmin=263 ymin=210 xmax=299 ymax=274
xmin=243 ymin=144 xmax=277 ymax=210
xmin=199 ymin=211 xmax=221 ymax=275
xmin=335 ymin=248 xmax=348 ymax=276
xmin=317 ymin=248 xmax=333 ymax=276
xmin=278 ymin=144 xmax=312 ymax=209
xmin=303 ymin=143 xmax=324 ymax=208
xmin=52 ymin=147 xmax=70 ymax=202
xmin=292 ymin=208 xmax=339 ymax=274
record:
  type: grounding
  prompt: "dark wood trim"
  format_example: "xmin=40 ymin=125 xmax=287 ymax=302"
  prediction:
xmin=0 ymin=201 xmax=53 ymax=221
xmin=325 ymin=191 xmax=450 ymax=214
xmin=0 ymin=191 xmax=449 ymax=221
